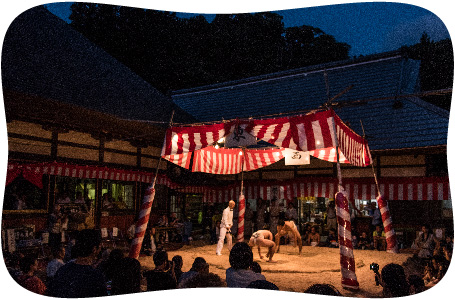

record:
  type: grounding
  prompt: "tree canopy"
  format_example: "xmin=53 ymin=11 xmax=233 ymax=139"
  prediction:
xmin=68 ymin=3 xmax=350 ymax=94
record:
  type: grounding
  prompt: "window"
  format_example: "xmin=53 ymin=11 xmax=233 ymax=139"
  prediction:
xmin=101 ymin=180 xmax=135 ymax=210
xmin=3 ymin=175 xmax=47 ymax=211
xmin=54 ymin=176 xmax=96 ymax=212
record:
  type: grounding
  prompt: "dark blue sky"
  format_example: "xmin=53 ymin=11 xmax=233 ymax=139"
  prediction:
xmin=44 ymin=1 xmax=450 ymax=57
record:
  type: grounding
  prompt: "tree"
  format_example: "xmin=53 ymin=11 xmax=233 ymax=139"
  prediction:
xmin=401 ymin=33 xmax=453 ymax=110
xmin=67 ymin=3 xmax=351 ymax=94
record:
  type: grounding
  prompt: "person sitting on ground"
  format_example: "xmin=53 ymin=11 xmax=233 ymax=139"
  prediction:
xmin=171 ymin=255 xmax=184 ymax=283
xmin=110 ymin=257 xmax=142 ymax=295
xmin=17 ymin=254 xmax=47 ymax=295
xmin=96 ymin=248 xmax=124 ymax=285
xmin=143 ymin=250 xmax=177 ymax=291
xmin=249 ymin=229 xmax=277 ymax=262
xmin=376 ymin=263 xmax=410 ymax=297
xmin=178 ymin=257 xmax=209 ymax=287
xmin=325 ymin=228 xmax=339 ymax=248
xmin=301 ymin=223 xmax=311 ymax=246
xmin=250 ymin=262 xmax=262 ymax=274
xmin=6 ymin=252 xmax=24 ymax=282
xmin=225 ymin=242 xmax=266 ymax=288
xmin=48 ymin=229 xmax=107 ymax=297
xmin=247 ymin=280 xmax=279 ymax=290
xmin=425 ymin=255 xmax=449 ymax=288
xmin=307 ymin=225 xmax=321 ymax=247
xmin=46 ymin=245 xmax=66 ymax=282
xmin=373 ymin=225 xmax=386 ymax=250
xmin=357 ymin=231 xmax=372 ymax=250
xmin=408 ymin=274 xmax=426 ymax=294
xmin=304 ymin=284 xmax=342 ymax=296
xmin=414 ymin=224 xmax=439 ymax=258
xmin=275 ymin=219 xmax=302 ymax=254
xmin=179 ymin=272 xmax=226 ymax=288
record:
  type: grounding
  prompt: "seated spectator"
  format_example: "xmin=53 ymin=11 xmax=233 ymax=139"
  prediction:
xmin=425 ymin=255 xmax=449 ymax=287
xmin=157 ymin=214 xmax=168 ymax=227
xmin=325 ymin=228 xmax=339 ymax=248
xmin=414 ymin=224 xmax=439 ymax=258
xmin=141 ymin=226 xmax=156 ymax=256
xmin=111 ymin=257 xmax=142 ymax=295
xmin=178 ymin=257 xmax=209 ymax=287
xmin=408 ymin=274 xmax=426 ymax=294
xmin=357 ymin=232 xmax=372 ymax=250
xmin=226 ymin=242 xmax=266 ymax=288
xmin=250 ymin=261 xmax=262 ymax=274
xmin=182 ymin=216 xmax=193 ymax=245
xmin=96 ymin=248 xmax=124 ymax=284
xmin=5 ymin=252 xmax=23 ymax=282
xmin=46 ymin=246 xmax=66 ymax=282
xmin=48 ymin=229 xmax=107 ymax=297
xmin=307 ymin=226 xmax=320 ymax=247
xmin=300 ymin=223 xmax=311 ymax=246
xmin=373 ymin=225 xmax=386 ymax=251
xmin=179 ymin=272 xmax=226 ymax=288
xmin=17 ymin=254 xmax=47 ymax=295
xmin=143 ymin=250 xmax=177 ymax=291
xmin=304 ymin=283 xmax=342 ymax=296
xmin=247 ymin=280 xmax=279 ymax=290
xmin=172 ymin=255 xmax=184 ymax=283
xmin=378 ymin=263 xmax=410 ymax=297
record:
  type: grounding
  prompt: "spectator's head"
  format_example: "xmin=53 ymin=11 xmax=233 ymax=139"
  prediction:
xmin=288 ymin=202 xmax=294 ymax=209
xmin=19 ymin=254 xmax=38 ymax=274
xmin=375 ymin=225 xmax=383 ymax=232
xmin=180 ymin=272 xmax=226 ymax=288
xmin=191 ymin=257 xmax=209 ymax=273
xmin=72 ymin=229 xmax=102 ymax=258
xmin=172 ymin=255 xmax=183 ymax=270
xmin=229 ymin=242 xmax=253 ymax=270
xmin=228 ymin=200 xmax=236 ymax=209
xmin=408 ymin=274 xmax=425 ymax=294
xmin=153 ymin=250 xmax=168 ymax=268
xmin=304 ymin=284 xmax=341 ymax=296
xmin=380 ymin=263 xmax=410 ymax=297
xmin=361 ymin=232 xmax=367 ymax=238
xmin=422 ymin=224 xmax=432 ymax=234
xmin=250 ymin=261 xmax=262 ymax=273
xmin=111 ymin=257 xmax=142 ymax=295
xmin=247 ymin=280 xmax=279 ymax=290
xmin=311 ymin=226 xmax=317 ymax=233
xmin=52 ymin=245 xmax=66 ymax=260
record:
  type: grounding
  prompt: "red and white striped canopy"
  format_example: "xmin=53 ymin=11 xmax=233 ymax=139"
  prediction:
xmin=162 ymin=109 xmax=371 ymax=173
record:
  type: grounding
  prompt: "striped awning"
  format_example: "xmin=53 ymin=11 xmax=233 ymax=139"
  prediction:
xmin=162 ymin=109 xmax=371 ymax=172
xmin=201 ymin=177 xmax=451 ymax=203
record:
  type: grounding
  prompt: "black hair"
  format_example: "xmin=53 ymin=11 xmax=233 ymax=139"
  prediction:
xmin=19 ymin=254 xmax=38 ymax=273
xmin=251 ymin=261 xmax=262 ymax=273
xmin=304 ymin=284 xmax=341 ymax=296
xmin=247 ymin=280 xmax=279 ymax=290
xmin=111 ymin=257 xmax=142 ymax=295
xmin=172 ymin=255 xmax=183 ymax=269
xmin=278 ymin=219 xmax=285 ymax=226
xmin=153 ymin=250 xmax=168 ymax=267
xmin=72 ymin=229 xmax=101 ymax=258
xmin=229 ymin=242 xmax=253 ymax=270
xmin=191 ymin=257 xmax=208 ymax=272
xmin=381 ymin=263 xmax=410 ymax=297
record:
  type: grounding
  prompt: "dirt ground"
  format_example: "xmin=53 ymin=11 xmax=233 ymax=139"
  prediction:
xmin=137 ymin=241 xmax=418 ymax=298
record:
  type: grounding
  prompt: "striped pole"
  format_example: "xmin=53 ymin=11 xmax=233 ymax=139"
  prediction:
xmin=336 ymin=187 xmax=359 ymax=289
xmin=237 ymin=193 xmax=245 ymax=242
xmin=128 ymin=186 xmax=156 ymax=259
xmin=129 ymin=111 xmax=174 ymax=259
xmin=237 ymin=150 xmax=246 ymax=242
xmin=376 ymin=194 xmax=399 ymax=253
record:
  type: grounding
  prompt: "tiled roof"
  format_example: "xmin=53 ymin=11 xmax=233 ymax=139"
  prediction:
xmin=1 ymin=6 xmax=195 ymax=124
xmin=172 ymin=52 xmax=449 ymax=151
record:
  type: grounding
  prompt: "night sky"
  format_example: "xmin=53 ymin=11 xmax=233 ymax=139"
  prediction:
xmin=42 ymin=1 xmax=451 ymax=57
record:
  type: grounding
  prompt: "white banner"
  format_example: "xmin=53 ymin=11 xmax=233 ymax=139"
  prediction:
xmin=224 ymin=124 xmax=257 ymax=148
xmin=284 ymin=148 xmax=310 ymax=165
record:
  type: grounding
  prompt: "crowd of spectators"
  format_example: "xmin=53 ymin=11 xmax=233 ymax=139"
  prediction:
xmin=4 ymin=222 xmax=453 ymax=297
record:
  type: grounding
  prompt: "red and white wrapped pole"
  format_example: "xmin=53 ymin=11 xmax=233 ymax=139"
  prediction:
xmin=376 ymin=194 xmax=399 ymax=253
xmin=336 ymin=187 xmax=359 ymax=289
xmin=237 ymin=193 xmax=245 ymax=242
xmin=129 ymin=186 xmax=156 ymax=259
xmin=237 ymin=149 xmax=246 ymax=242
xmin=129 ymin=111 xmax=174 ymax=259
